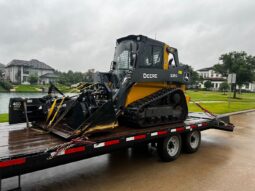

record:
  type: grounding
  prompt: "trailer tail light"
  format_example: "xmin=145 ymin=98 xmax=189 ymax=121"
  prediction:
xmin=0 ymin=158 xmax=26 ymax=168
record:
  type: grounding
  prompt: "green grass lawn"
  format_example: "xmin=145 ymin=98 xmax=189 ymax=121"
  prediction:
xmin=14 ymin=84 xmax=75 ymax=93
xmin=14 ymin=85 xmax=42 ymax=92
xmin=55 ymin=84 xmax=77 ymax=93
xmin=186 ymin=90 xmax=255 ymax=114
xmin=0 ymin=113 xmax=8 ymax=123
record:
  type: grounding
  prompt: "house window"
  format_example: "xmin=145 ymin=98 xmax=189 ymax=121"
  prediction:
xmin=23 ymin=67 xmax=29 ymax=75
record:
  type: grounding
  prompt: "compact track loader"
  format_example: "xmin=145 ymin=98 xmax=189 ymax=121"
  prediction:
xmin=9 ymin=35 xmax=190 ymax=139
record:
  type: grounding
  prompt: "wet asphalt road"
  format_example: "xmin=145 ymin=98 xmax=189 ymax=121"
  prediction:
xmin=3 ymin=112 xmax=255 ymax=191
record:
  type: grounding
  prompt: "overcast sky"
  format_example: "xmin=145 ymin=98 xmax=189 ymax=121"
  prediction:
xmin=0 ymin=0 xmax=255 ymax=72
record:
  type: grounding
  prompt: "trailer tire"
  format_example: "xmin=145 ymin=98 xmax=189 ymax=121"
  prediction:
xmin=183 ymin=130 xmax=201 ymax=153
xmin=157 ymin=134 xmax=182 ymax=162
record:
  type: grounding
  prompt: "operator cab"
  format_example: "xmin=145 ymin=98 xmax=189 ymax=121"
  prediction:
xmin=96 ymin=35 xmax=185 ymax=95
xmin=112 ymin=35 xmax=180 ymax=75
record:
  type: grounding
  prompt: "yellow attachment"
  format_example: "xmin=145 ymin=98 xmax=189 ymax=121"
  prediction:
xmin=84 ymin=121 xmax=118 ymax=134
xmin=46 ymin=99 xmax=57 ymax=122
xmin=48 ymin=97 xmax=65 ymax=128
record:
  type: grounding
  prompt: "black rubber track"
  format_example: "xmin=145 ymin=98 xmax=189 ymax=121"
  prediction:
xmin=120 ymin=88 xmax=188 ymax=127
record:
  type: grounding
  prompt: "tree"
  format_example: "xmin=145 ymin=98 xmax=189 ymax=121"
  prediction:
xmin=219 ymin=82 xmax=229 ymax=95
xmin=204 ymin=80 xmax=213 ymax=90
xmin=84 ymin=69 xmax=95 ymax=82
xmin=28 ymin=74 xmax=38 ymax=84
xmin=57 ymin=69 xmax=95 ymax=86
xmin=214 ymin=51 xmax=255 ymax=98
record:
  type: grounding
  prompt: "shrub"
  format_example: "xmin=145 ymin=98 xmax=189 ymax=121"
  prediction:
xmin=0 ymin=80 xmax=13 ymax=91
xmin=204 ymin=81 xmax=213 ymax=90
xmin=28 ymin=74 xmax=39 ymax=84
xmin=219 ymin=82 xmax=229 ymax=94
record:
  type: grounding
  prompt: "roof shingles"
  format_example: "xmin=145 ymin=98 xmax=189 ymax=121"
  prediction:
xmin=6 ymin=59 xmax=54 ymax=70
xmin=197 ymin=67 xmax=214 ymax=72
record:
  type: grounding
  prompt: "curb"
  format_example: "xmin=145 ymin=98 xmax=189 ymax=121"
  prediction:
xmin=218 ymin=109 xmax=255 ymax=117
xmin=0 ymin=122 xmax=9 ymax=126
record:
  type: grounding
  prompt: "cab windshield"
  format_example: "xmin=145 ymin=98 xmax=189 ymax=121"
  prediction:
xmin=113 ymin=40 xmax=137 ymax=70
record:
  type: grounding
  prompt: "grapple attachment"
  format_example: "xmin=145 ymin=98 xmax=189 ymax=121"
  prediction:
xmin=9 ymin=83 xmax=118 ymax=139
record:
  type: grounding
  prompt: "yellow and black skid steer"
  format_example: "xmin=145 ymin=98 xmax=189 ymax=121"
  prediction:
xmin=9 ymin=35 xmax=190 ymax=139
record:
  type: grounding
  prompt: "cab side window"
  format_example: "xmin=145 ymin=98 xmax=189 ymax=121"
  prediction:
xmin=141 ymin=45 xmax=163 ymax=68
xmin=144 ymin=46 xmax=152 ymax=67
xmin=152 ymin=46 xmax=162 ymax=68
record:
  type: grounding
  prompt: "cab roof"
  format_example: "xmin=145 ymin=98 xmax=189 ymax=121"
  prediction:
xmin=116 ymin=35 xmax=165 ymax=47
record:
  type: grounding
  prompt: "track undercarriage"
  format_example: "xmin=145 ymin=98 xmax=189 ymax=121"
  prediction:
xmin=121 ymin=88 xmax=188 ymax=127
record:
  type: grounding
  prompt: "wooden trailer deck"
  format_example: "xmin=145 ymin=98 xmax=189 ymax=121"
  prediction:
xmin=0 ymin=113 xmax=215 ymax=161
xmin=0 ymin=123 xmax=64 ymax=160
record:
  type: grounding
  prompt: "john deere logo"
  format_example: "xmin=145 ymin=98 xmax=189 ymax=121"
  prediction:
xmin=143 ymin=73 xmax=158 ymax=79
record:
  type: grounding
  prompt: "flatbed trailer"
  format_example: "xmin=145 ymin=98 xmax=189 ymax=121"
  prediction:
xmin=0 ymin=112 xmax=234 ymax=190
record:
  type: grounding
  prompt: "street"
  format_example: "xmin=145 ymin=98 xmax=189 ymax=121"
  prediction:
xmin=3 ymin=112 xmax=255 ymax=191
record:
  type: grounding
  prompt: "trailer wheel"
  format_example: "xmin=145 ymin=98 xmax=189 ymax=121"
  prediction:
xmin=157 ymin=134 xmax=182 ymax=162
xmin=183 ymin=130 xmax=201 ymax=153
